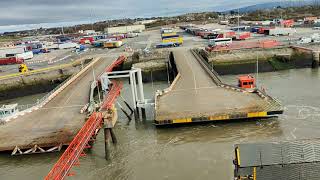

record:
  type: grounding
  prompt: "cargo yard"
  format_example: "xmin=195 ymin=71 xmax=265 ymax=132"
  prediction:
xmin=1 ymin=4 xmax=320 ymax=180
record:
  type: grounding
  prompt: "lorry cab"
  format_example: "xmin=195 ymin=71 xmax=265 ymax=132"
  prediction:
xmin=238 ymin=75 xmax=255 ymax=89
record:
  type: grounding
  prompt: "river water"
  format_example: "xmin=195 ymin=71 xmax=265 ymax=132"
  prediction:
xmin=0 ymin=68 xmax=320 ymax=180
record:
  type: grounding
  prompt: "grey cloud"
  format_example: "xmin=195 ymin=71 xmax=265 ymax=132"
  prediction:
xmin=0 ymin=0 xmax=276 ymax=31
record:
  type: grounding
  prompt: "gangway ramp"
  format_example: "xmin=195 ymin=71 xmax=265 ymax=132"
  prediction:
xmin=0 ymin=54 xmax=120 ymax=153
xmin=155 ymin=49 xmax=283 ymax=125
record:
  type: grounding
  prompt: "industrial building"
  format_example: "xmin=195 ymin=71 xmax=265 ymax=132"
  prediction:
xmin=104 ymin=25 xmax=145 ymax=34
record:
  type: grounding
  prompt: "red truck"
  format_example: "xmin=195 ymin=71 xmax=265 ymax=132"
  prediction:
xmin=0 ymin=57 xmax=24 ymax=65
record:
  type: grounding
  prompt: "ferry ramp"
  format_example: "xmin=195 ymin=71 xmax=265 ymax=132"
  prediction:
xmin=0 ymin=54 xmax=119 ymax=153
xmin=155 ymin=49 xmax=283 ymax=125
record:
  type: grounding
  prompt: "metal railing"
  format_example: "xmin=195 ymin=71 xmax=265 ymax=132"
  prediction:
xmin=16 ymin=73 xmax=75 ymax=112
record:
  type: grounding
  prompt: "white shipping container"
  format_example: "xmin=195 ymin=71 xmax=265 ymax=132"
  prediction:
xmin=268 ymin=28 xmax=295 ymax=36
xmin=16 ymin=51 xmax=34 ymax=60
xmin=58 ymin=42 xmax=78 ymax=49
xmin=0 ymin=46 xmax=26 ymax=58
xmin=45 ymin=43 xmax=59 ymax=49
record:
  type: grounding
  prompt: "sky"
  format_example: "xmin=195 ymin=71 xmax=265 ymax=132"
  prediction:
xmin=0 ymin=0 xmax=278 ymax=33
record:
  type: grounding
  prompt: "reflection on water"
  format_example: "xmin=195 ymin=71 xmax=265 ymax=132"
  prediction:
xmin=0 ymin=68 xmax=320 ymax=180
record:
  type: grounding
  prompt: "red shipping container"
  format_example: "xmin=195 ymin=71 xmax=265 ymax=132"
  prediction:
xmin=0 ymin=57 xmax=24 ymax=65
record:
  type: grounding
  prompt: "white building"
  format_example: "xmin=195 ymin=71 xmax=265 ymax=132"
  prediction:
xmin=104 ymin=25 xmax=145 ymax=34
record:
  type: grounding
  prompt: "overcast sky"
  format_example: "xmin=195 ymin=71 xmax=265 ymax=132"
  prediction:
xmin=0 ymin=0 xmax=277 ymax=32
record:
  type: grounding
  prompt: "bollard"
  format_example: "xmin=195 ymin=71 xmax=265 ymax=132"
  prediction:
xmin=110 ymin=129 xmax=117 ymax=144
xmin=104 ymin=128 xmax=111 ymax=160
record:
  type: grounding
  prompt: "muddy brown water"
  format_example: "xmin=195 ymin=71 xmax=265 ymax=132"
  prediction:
xmin=0 ymin=68 xmax=319 ymax=180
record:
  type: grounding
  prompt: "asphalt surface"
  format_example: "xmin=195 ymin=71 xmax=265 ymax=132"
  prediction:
xmin=155 ymin=49 xmax=278 ymax=121
xmin=0 ymin=53 xmax=119 ymax=151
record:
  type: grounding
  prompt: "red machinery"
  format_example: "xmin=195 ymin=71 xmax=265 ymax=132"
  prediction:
xmin=45 ymin=56 xmax=126 ymax=180
xmin=238 ymin=75 xmax=255 ymax=89
xmin=79 ymin=37 xmax=94 ymax=44
xmin=0 ymin=57 xmax=24 ymax=65
xmin=281 ymin=19 xmax=294 ymax=27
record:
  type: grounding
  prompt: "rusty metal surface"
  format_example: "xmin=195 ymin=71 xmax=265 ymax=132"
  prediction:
xmin=0 ymin=55 xmax=118 ymax=152
xmin=155 ymin=49 xmax=279 ymax=121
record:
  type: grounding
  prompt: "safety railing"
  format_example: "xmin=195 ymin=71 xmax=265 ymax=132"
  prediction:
xmin=17 ymin=72 xmax=76 ymax=111
xmin=16 ymin=58 xmax=95 ymax=112
xmin=45 ymin=112 xmax=103 ymax=180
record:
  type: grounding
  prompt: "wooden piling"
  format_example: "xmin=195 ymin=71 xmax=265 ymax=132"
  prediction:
xmin=312 ymin=51 xmax=319 ymax=68
xmin=104 ymin=128 xmax=110 ymax=160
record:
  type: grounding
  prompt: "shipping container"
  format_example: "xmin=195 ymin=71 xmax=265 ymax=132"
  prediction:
xmin=156 ymin=42 xmax=180 ymax=48
xmin=127 ymin=32 xmax=139 ymax=38
xmin=234 ymin=32 xmax=251 ymax=40
xmin=208 ymin=38 xmax=232 ymax=47
xmin=58 ymin=42 xmax=78 ymax=49
xmin=0 ymin=57 xmax=24 ymax=65
xmin=265 ymin=28 xmax=294 ymax=36
xmin=281 ymin=19 xmax=294 ymax=27
xmin=162 ymin=36 xmax=183 ymax=45
xmin=103 ymin=41 xmax=123 ymax=48
xmin=0 ymin=47 xmax=26 ymax=58
xmin=79 ymin=37 xmax=94 ymax=44
xmin=162 ymin=34 xmax=180 ymax=40
xmin=161 ymin=28 xmax=174 ymax=34
xmin=161 ymin=32 xmax=177 ymax=38
xmin=16 ymin=51 xmax=33 ymax=60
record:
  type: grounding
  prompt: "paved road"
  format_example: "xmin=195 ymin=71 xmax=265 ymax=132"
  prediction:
xmin=155 ymin=49 xmax=280 ymax=121
xmin=0 ymin=53 xmax=119 ymax=151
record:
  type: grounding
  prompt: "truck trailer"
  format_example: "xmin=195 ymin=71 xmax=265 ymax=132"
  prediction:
xmin=0 ymin=57 xmax=24 ymax=65
xmin=265 ymin=28 xmax=295 ymax=36
xmin=103 ymin=41 xmax=123 ymax=48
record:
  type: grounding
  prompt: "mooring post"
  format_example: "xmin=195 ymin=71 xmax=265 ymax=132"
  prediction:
xmin=312 ymin=51 xmax=319 ymax=68
xmin=110 ymin=129 xmax=117 ymax=144
xmin=141 ymin=108 xmax=147 ymax=121
xmin=104 ymin=128 xmax=110 ymax=160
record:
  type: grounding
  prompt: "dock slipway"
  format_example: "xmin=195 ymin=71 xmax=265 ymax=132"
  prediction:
xmin=154 ymin=49 xmax=284 ymax=125
xmin=0 ymin=54 xmax=119 ymax=153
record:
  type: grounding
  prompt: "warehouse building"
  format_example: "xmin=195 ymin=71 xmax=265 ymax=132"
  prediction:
xmin=104 ymin=25 xmax=145 ymax=34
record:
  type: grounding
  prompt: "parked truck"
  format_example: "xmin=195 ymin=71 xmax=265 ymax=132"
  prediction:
xmin=58 ymin=42 xmax=78 ymax=49
xmin=103 ymin=41 xmax=123 ymax=48
xmin=265 ymin=28 xmax=295 ymax=36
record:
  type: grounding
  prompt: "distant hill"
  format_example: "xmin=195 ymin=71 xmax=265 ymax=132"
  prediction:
xmin=226 ymin=1 xmax=317 ymax=13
